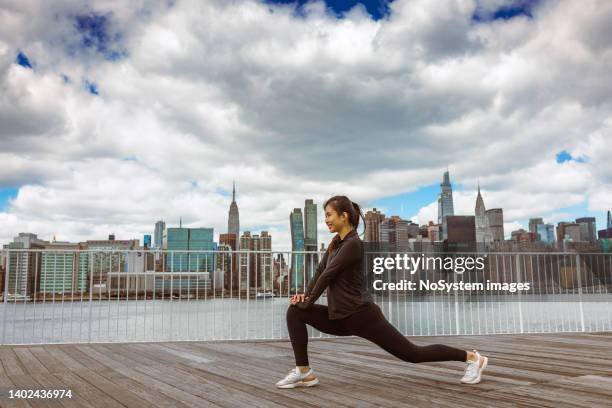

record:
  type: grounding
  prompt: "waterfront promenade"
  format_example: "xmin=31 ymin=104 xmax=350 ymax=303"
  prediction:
xmin=1 ymin=332 xmax=611 ymax=407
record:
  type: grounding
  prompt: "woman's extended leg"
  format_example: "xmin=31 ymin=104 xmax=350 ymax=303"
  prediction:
xmin=286 ymin=303 xmax=352 ymax=366
xmin=347 ymin=303 xmax=467 ymax=363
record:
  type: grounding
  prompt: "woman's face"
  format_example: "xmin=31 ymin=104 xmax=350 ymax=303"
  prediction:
xmin=325 ymin=204 xmax=348 ymax=233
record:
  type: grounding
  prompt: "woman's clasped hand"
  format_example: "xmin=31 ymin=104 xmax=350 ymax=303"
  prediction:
xmin=290 ymin=294 xmax=309 ymax=305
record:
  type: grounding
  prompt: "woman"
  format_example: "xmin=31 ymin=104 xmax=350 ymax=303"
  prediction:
xmin=276 ymin=195 xmax=488 ymax=389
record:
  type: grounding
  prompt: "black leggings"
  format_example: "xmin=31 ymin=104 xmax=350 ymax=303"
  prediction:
xmin=286 ymin=302 xmax=467 ymax=366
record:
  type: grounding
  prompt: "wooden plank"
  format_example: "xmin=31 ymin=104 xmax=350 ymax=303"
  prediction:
xmin=52 ymin=371 xmax=125 ymax=408
xmin=7 ymin=374 xmax=59 ymax=408
xmin=490 ymin=381 xmax=610 ymax=408
xmin=12 ymin=349 xmax=49 ymax=375
xmin=150 ymin=343 xmax=213 ymax=364
xmin=27 ymin=348 xmax=67 ymax=374
xmin=175 ymin=358 xmax=343 ymax=408
xmin=95 ymin=344 xmax=162 ymax=368
xmin=58 ymin=346 xmax=106 ymax=372
xmin=151 ymin=342 xmax=357 ymax=408
xmin=0 ymin=373 xmax=33 ymax=408
xmin=293 ymin=353 xmax=515 ymax=407
xmin=0 ymin=352 xmax=6 ymax=376
xmin=70 ymin=369 xmax=151 ymax=408
xmin=116 ymin=345 xmax=289 ymax=408
xmin=94 ymin=367 xmax=193 ymax=408
xmin=180 ymin=347 xmax=416 ymax=408
xmin=123 ymin=343 xmax=187 ymax=365
xmin=138 ymin=363 xmax=288 ymax=408
xmin=42 ymin=347 xmax=88 ymax=373
xmin=2 ymin=331 xmax=612 ymax=407
xmin=189 ymin=341 xmax=461 ymax=408
xmin=266 ymin=342 xmax=536 ymax=404
xmin=0 ymin=348 xmax=26 ymax=376
xmin=126 ymin=343 xmax=210 ymax=366
xmin=74 ymin=343 xmax=219 ymax=407
xmin=29 ymin=372 xmax=95 ymax=408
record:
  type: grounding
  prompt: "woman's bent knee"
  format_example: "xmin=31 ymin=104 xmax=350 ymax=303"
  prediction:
xmin=286 ymin=304 xmax=301 ymax=320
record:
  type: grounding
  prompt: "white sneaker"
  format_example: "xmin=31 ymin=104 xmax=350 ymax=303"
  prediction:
xmin=275 ymin=367 xmax=319 ymax=388
xmin=461 ymin=350 xmax=488 ymax=384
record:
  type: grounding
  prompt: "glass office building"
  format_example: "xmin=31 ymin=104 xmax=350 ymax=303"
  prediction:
xmin=536 ymin=223 xmax=555 ymax=244
xmin=290 ymin=209 xmax=305 ymax=290
xmin=159 ymin=227 xmax=214 ymax=291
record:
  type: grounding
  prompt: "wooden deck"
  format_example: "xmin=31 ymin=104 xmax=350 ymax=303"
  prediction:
xmin=1 ymin=332 xmax=612 ymax=407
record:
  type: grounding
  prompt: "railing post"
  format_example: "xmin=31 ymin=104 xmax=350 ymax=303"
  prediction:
xmin=576 ymin=253 xmax=585 ymax=332
xmin=515 ymin=253 xmax=524 ymax=334
xmin=2 ymin=250 xmax=10 ymax=345
xmin=88 ymin=251 xmax=94 ymax=343
xmin=454 ymin=260 xmax=460 ymax=335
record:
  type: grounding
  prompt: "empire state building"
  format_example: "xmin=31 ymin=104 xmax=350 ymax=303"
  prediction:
xmin=228 ymin=180 xmax=240 ymax=236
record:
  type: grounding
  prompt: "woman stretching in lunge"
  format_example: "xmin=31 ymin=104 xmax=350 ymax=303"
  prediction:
xmin=276 ymin=195 xmax=488 ymax=388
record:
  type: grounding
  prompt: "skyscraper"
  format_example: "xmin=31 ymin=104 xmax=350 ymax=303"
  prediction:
xmin=557 ymin=222 xmax=581 ymax=243
xmin=427 ymin=221 xmax=441 ymax=242
xmin=40 ymin=241 xmax=80 ymax=294
xmin=289 ymin=208 xmax=305 ymax=290
xmin=3 ymin=233 xmax=47 ymax=298
xmin=215 ymin=243 xmax=232 ymax=290
xmin=303 ymin=199 xmax=318 ymax=282
xmin=238 ymin=231 xmax=253 ymax=291
xmin=598 ymin=210 xmax=612 ymax=240
xmin=154 ymin=221 xmax=165 ymax=249
xmin=511 ymin=229 xmax=537 ymax=244
xmin=475 ymin=183 xmax=493 ymax=244
xmin=365 ymin=208 xmax=385 ymax=242
xmin=162 ymin=227 xmax=214 ymax=291
xmin=219 ymin=233 xmax=238 ymax=291
xmin=80 ymin=237 xmax=139 ymax=292
xmin=445 ymin=216 xmax=476 ymax=245
xmin=437 ymin=170 xmax=454 ymax=227
xmin=143 ymin=234 xmax=151 ymax=248
xmin=379 ymin=216 xmax=411 ymax=249
xmin=239 ymin=231 xmax=273 ymax=291
xmin=228 ymin=180 xmax=240 ymax=239
xmin=486 ymin=208 xmax=504 ymax=241
xmin=575 ymin=217 xmax=597 ymax=243
xmin=528 ymin=218 xmax=544 ymax=237
xmin=536 ymin=223 xmax=555 ymax=244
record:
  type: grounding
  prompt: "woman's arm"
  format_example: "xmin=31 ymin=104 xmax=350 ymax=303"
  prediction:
xmin=299 ymin=238 xmax=361 ymax=308
xmin=304 ymin=250 xmax=329 ymax=298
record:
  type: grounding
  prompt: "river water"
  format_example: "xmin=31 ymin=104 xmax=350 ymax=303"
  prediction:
xmin=1 ymin=295 xmax=611 ymax=344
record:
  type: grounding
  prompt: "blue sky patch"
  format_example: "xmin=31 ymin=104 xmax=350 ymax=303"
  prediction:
xmin=472 ymin=0 xmax=538 ymax=22
xmin=15 ymin=51 xmax=32 ymax=68
xmin=84 ymin=79 xmax=99 ymax=95
xmin=0 ymin=187 xmax=18 ymax=211
xmin=74 ymin=12 xmax=127 ymax=61
xmin=556 ymin=150 xmax=587 ymax=164
xmin=215 ymin=187 xmax=232 ymax=198
xmin=368 ymin=181 xmax=606 ymax=239
xmin=263 ymin=0 xmax=394 ymax=20
xmin=546 ymin=201 xmax=607 ymax=237
xmin=368 ymin=183 xmax=449 ymax=222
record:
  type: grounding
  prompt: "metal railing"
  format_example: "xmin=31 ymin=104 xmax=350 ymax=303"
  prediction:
xmin=0 ymin=249 xmax=611 ymax=345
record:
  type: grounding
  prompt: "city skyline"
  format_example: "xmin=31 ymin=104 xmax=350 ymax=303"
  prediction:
xmin=3 ymin=171 xmax=610 ymax=252
xmin=1 ymin=0 xmax=611 ymax=251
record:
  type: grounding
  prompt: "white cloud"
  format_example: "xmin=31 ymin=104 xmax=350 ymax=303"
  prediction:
xmin=0 ymin=0 xmax=611 ymax=250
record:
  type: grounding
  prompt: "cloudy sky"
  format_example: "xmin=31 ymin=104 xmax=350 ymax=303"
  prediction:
xmin=1 ymin=0 xmax=611 ymax=251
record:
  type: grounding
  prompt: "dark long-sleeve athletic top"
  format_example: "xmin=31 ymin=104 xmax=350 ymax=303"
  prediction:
xmin=297 ymin=228 xmax=373 ymax=319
